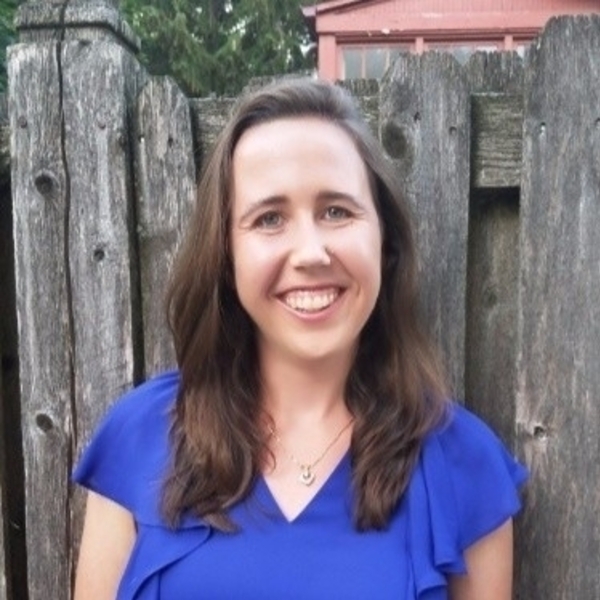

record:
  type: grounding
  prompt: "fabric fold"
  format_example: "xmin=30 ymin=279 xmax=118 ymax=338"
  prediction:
xmin=117 ymin=523 xmax=211 ymax=600
xmin=407 ymin=404 xmax=528 ymax=599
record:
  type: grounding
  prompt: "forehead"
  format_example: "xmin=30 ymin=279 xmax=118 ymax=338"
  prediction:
xmin=229 ymin=116 xmax=377 ymax=219
xmin=233 ymin=116 xmax=365 ymax=164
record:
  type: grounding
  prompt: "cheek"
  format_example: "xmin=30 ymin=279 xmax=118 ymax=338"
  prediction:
xmin=232 ymin=238 xmax=280 ymax=306
xmin=349 ymin=227 xmax=383 ymax=283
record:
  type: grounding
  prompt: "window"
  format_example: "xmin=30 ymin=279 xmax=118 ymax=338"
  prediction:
xmin=425 ymin=42 xmax=501 ymax=65
xmin=341 ymin=45 xmax=410 ymax=79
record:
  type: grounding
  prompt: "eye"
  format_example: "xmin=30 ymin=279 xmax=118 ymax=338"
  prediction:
xmin=254 ymin=210 xmax=283 ymax=229
xmin=324 ymin=205 xmax=352 ymax=221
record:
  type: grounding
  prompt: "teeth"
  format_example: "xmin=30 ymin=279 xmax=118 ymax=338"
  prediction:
xmin=284 ymin=289 xmax=339 ymax=312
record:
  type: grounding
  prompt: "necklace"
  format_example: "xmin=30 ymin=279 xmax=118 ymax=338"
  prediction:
xmin=268 ymin=417 xmax=354 ymax=486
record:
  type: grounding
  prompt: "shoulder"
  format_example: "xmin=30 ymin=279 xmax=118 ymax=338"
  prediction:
xmin=421 ymin=402 xmax=527 ymax=549
xmin=405 ymin=403 xmax=526 ymax=595
xmin=102 ymin=369 xmax=180 ymax=429
xmin=431 ymin=403 xmax=512 ymax=462
xmin=73 ymin=370 xmax=180 ymax=522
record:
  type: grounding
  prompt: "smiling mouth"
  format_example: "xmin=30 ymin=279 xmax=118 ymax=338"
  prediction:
xmin=282 ymin=288 xmax=341 ymax=313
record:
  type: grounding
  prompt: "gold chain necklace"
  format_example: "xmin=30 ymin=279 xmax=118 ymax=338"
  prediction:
xmin=268 ymin=417 xmax=354 ymax=486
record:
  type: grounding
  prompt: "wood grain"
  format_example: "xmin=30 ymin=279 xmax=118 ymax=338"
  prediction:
xmin=134 ymin=77 xmax=196 ymax=376
xmin=517 ymin=15 xmax=600 ymax=598
xmin=463 ymin=54 xmax=524 ymax=446
xmin=9 ymin=41 xmax=72 ymax=600
xmin=60 ymin=39 xmax=145 ymax=591
xmin=380 ymin=52 xmax=471 ymax=397
xmin=471 ymin=94 xmax=523 ymax=189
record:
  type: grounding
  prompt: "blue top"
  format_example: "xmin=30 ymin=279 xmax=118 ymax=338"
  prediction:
xmin=73 ymin=371 xmax=527 ymax=600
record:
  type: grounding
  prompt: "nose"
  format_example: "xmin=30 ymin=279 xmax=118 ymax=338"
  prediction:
xmin=289 ymin=219 xmax=332 ymax=269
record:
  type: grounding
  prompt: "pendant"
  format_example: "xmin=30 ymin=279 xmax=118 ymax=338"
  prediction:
xmin=299 ymin=466 xmax=316 ymax=486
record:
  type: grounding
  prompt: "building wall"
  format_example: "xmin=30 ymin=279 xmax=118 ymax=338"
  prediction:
xmin=310 ymin=0 xmax=600 ymax=78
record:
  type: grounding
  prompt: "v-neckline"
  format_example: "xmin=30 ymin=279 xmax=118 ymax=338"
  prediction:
xmin=259 ymin=450 xmax=351 ymax=524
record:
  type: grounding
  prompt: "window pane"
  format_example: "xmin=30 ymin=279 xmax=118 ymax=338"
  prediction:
xmin=364 ymin=48 xmax=386 ymax=78
xmin=514 ymin=43 xmax=530 ymax=58
xmin=428 ymin=43 xmax=498 ymax=65
xmin=342 ymin=49 xmax=362 ymax=79
xmin=387 ymin=47 xmax=410 ymax=75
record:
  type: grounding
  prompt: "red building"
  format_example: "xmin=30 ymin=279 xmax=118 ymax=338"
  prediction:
xmin=303 ymin=0 xmax=599 ymax=80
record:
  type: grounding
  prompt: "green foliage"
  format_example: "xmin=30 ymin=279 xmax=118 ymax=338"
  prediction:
xmin=121 ymin=0 xmax=315 ymax=96
xmin=0 ymin=1 xmax=313 ymax=95
xmin=0 ymin=0 xmax=18 ymax=93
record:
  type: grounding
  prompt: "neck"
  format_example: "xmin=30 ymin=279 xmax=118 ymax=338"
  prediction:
xmin=259 ymin=345 xmax=354 ymax=428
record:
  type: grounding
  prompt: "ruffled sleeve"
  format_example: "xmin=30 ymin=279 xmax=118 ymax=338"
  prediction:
xmin=72 ymin=370 xmax=211 ymax=600
xmin=406 ymin=403 xmax=528 ymax=600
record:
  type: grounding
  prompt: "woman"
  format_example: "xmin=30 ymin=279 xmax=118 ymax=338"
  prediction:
xmin=74 ymin=79 xmax=526 ymax=599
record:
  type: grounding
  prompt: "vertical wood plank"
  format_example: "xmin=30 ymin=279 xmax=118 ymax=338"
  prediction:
xmin=60 ymin=39 xmax=145 ymax=581
xmin=134 ymin=77 xmax=196 ymax=375
xmin=463 ymin=54 xmax=524 ymax=446
xmin=380 ymin=53 xmax=471 ymax=397
xmin=465 ymin=191 xmax=520 ymax=446
xmin=10 ymin=33 xmax=145 ymax=598
xmin=8 ymin=41 xmax=72 ymax=599
xmin=517 ymin=15 xmax=600 ymax=598
xmin=190 ymin=97 xmax=236 ymax=165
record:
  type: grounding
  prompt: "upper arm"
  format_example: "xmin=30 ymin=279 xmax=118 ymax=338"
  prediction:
xmin=74 ymin=490 xmax=136 ymax=600
xmin=448 ymin=518 xmax=514 ymax=600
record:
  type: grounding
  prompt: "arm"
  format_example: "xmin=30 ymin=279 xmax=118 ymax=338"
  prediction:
xmin=74 ymin=491 xmax=136 ymax=600
xmin=448 ymin=518 xmax=514 ymax=600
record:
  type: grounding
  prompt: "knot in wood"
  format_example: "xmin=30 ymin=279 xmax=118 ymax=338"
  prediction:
xmin=35 ymin=413 xmax=54 ymax=433
xmin=33 ymin=170 xmax=59 ymax=199
xmin=382 ymin=120 xmax=410 ymax=160
xmin=93 ymin=247 xmax=106 ymax=262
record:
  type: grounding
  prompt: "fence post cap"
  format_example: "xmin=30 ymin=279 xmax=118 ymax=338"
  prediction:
xmin=15 ymin=0 xmax=140 ymax=52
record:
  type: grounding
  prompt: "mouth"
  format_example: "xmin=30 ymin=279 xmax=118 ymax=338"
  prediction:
xmin=280 ymin=287 xmax=342 ymax=313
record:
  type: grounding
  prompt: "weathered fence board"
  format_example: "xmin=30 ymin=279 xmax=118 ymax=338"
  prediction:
xmin=9 ymin=10 xmax=145 ymax=597
xmin=8 ymin=41 xmax=73 ymax=599
xmin=465 ymin=191 xmax=520 ymax=446
xmin=463 ymin=53 xmax=524 ymax=447
xmin=134 ymin=77 xmax=196 ymax=375
xmin=190 ymin=97 xmax=236 ymax=164
xmin=471 ymin=94 xmax=523 ymax=189
xmin=61 ymin=38 xmax=145 ymax=593
xmin=380 ymin=53 xmax=471 ymax=397
xmin=517 ymin=15 xmax=600 ymax=598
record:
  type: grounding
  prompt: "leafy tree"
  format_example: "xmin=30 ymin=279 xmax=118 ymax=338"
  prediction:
xmin=0 ymin=0 xmax=18 ymax=93
xmin=0 ymin=1 xmax=314 ymax=95
xmin=120 ymin=0 xmax=315 ymax=96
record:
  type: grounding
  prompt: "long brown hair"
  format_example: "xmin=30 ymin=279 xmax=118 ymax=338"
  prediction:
xmin=163 ymin=78 xmax=448 ymax=531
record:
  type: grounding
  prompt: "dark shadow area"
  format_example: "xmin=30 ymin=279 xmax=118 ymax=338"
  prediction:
xmin=465 ymin=186 xmax=520 ymax=446
xmin=1 ymin=175 xmax=28 ymax=599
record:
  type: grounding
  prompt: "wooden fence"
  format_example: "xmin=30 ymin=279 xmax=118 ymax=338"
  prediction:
xmin=0 ymin=1 xmax=599 ymax=597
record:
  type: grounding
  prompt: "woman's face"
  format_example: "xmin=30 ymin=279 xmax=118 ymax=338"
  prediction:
xmin=229 ymin=117 xmax=382 ymax=365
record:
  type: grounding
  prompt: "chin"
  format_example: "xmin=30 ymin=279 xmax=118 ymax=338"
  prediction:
xmin=285 ymin=339 xmax=357 ymax=365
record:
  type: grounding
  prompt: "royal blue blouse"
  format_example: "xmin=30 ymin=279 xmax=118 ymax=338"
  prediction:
xmin=73 ymin=371 xmax=527 ymax=600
